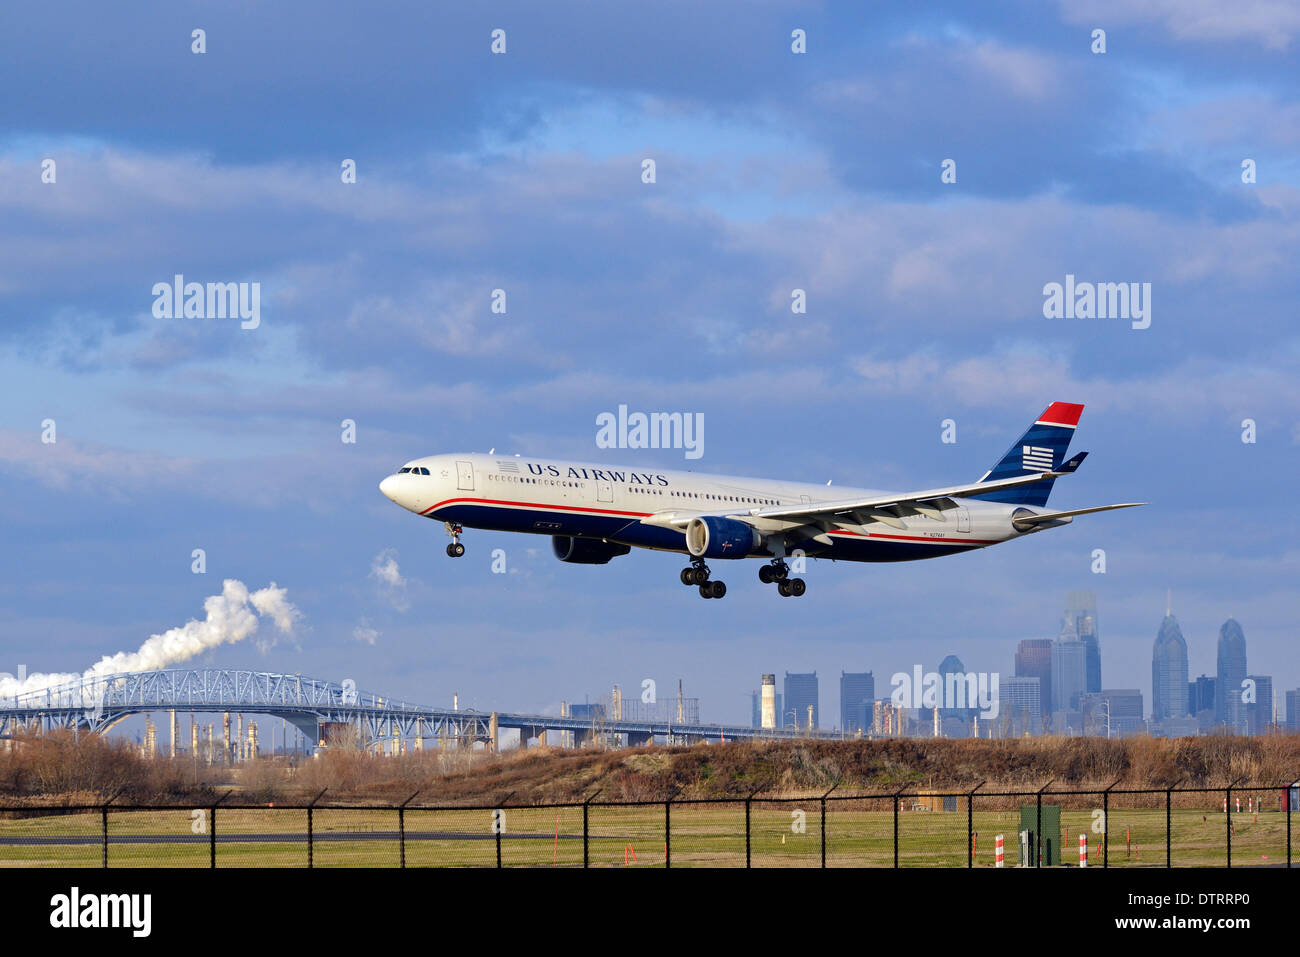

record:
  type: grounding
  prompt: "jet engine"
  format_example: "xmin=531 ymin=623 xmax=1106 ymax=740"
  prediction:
xmin=685 ymin=516 xmax=761 ymax=559
xmin=551 ymin=536 xmax=632 ymax=564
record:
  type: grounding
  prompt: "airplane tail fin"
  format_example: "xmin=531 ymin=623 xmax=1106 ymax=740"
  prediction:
xmin=967 ymin=402 xmax=1084 ymax=507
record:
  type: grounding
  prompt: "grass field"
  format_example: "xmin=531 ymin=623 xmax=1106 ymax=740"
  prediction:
xmin=0 ymin=801 xmax=1290 ymax=867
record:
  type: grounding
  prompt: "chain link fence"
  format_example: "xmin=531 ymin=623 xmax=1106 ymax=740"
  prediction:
xmin=1 ymin=784 xmax=1294 ymax=867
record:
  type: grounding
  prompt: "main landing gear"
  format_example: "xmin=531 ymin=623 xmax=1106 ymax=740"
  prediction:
xmin=445 ymin=522 xmax=465 ymax=558
xmin=680 ymin=558 xmax=726 ymax=599
xmin=759 ymin=560 xmax=806 ymax=597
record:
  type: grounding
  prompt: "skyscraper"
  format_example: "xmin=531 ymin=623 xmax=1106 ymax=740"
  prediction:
xmin=1151 ymin=604 xmax=1189 ymax=724
xmin=1015 ymin=638 xmax=1053 ymax=720
xmin=840 ymin=671 xmax=874 ymax=734
xmin=1215 ymin=619 xmax=1248 ymax=733
xmin=1065 ymin=590 xmax=1102 ymax=693
xmin=1247 ymin=675 xmax=1273 ymax=735
xmin=1051 ymin=620 xmax=1087 ymax=717
xmin=936 ymin=655 xmax=972 ymax=722
xmin=1286 ymin=690 xmax=1300 ymax=732
xmin=784 ymin=672 xmax=818 ymax=731
xmin=1000 ymin=676 xmax=1042 ymax=737
xmin=1190 ymin=675 xmax=1216 ymax=716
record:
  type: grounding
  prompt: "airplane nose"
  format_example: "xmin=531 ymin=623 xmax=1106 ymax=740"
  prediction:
xmin=379 ymin=475 xmax=399 ymax=502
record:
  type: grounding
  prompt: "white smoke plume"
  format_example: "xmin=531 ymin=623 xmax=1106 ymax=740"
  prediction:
xmin=0 ymin=579 xmax=300 ymax=701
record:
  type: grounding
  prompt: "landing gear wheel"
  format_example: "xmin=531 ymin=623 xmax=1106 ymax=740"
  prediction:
xmin=699 ymin=580 xmax=726 ymax=599
xmin=444 ymin=522 xmax=464 ymax=557
xmin=789 ymin=577 xmax=806 ymax=597
xmin=761 ymin=560 xmax=789 ymax=583
xmin=777 ymin=580 xmax=792 ymax=597
xmin=691 ymin=565 xmax=710 ymax=586
xmin=680 ymin=568 xmax=696 ymax=586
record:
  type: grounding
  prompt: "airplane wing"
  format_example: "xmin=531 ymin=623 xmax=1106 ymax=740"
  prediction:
xmin=641 ymin=459 xmax=1091 ymax=533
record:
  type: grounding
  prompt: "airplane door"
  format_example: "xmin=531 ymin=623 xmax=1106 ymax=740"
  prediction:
xmin=957 ymin=507 xmax=970 ymax=532
xmin=456 ymin=460 xmax=474 ymax=491
xmin=598 ymin=480 xmax=613 ymax=503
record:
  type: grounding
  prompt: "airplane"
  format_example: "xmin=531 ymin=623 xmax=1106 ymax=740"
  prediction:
xmin=378 ymin=402 xmax=1144 ymax=599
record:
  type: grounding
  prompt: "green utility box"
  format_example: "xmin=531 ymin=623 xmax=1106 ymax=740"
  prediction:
xmin=1018 ymin=805 xmax=1061 ymax=866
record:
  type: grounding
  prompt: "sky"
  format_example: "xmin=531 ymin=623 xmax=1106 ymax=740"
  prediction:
xmin=1 ymin=1 xmax=1297 ymax=731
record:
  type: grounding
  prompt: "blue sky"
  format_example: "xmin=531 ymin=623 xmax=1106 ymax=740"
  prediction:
xmin=1 ymin=1 xmax=1297 ymax=729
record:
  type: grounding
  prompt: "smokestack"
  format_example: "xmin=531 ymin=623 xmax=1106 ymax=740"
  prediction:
xmin=223 ymin=713 xmax=231 ymax=763
xmin=170 ymin=709 xmax=177 ymax=759
xmin=761 ymin=674 xmax=776 ymax=729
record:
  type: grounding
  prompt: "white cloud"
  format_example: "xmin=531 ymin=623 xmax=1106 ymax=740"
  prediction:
xmin=352 ymin=620 xmax=380 ymax=646
xmin=1059 ymin=0 xmax=1300 ymax=50
xmin=369 ymin=548 xmax=410 ymax=611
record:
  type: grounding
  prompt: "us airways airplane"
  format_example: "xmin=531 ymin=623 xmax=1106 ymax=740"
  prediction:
xmin=378 ymin=402 xmax=1143 ymax=599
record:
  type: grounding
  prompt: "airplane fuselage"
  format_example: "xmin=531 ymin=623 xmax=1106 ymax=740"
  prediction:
xmin=379 ymin=452 xmax=1038 ymax=563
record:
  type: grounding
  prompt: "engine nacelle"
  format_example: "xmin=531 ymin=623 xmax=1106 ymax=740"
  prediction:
xmin=552 ymin=536 xmax=631 ymax=564
xmin=685 ymin=516 xmax=761 ymax=559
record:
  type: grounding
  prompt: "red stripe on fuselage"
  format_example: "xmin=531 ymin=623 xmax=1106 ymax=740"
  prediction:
xmin=420 ymin=497 xmax=654 ymax=518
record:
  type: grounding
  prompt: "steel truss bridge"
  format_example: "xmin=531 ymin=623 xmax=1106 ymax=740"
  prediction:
xmin=0 ymin=669 xmax=823 ymax=751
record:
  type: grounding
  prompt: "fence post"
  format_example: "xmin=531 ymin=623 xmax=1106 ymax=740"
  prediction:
xmin=307 ymin=788 xmax=327 ymax=870
xmin=1226 ymin=778 xmax=1242 ymax=869
xmin=664 ymin=787 xmax=681 ymax=869
xmin=495 ymin=791 xmax=514 ymax=870
xmin=211 ymin=790 xmax=230 ymax=869
xmin=100 ymin=788 xmax=121 ymax=869
xmin=1165 ymin=779 xmax=1182 ymax=869
xmin=745 ymin=787 xmax=760 ymax=869
xmin=1036 ymin=780 xmax=1054 ymax=868
xmin=820 ymin=784 xmax=838 ymax=869
xmin=582 ymin=789 xmax=599 ymax=869
xmin=891 ymin=786 xmax=907 ymax=868
xmin=399 ymin=790 xmax=419 ymax=869
xmin=1288 ymin=779 xmax=1296 ymax=869
xmin=967 ymin=781 xmax=985 ymax=868
xmin=1103 ymin=779 xmax=1119 ymax=869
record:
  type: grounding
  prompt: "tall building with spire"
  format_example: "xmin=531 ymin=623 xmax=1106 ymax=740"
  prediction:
xmin=1151 ymin=594 xmax=1189 ymax=724
xmin=1065 ymin=591 xmax=1102 ymax=694
xmin=1214 ymin=618 xmax=1248 ymax=734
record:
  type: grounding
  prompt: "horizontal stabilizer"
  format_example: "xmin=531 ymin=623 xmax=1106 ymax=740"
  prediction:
xmin=1057 ymin=451 xmax=1088 ymax=473
xmin=1012 ymin=501 xmax=1146 ymax=532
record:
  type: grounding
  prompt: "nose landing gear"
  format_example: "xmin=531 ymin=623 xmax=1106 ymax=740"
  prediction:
xmin=445 ymin=522 xmax=465 ymax=558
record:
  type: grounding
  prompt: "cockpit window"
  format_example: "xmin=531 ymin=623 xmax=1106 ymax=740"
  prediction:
xmin=398 ymin=467 xmax=411 ymax=473
xmin=420 ymin=467 xmax=430 ymax=475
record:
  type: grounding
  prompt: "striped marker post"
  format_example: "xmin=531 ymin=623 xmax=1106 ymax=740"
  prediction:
xmin=995 ymin=833 xmax=1005 ymax=867
xmin=1079 ymin=833 xmax=1088 ymax=867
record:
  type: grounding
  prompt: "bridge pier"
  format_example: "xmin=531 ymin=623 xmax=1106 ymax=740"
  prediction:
xmin=489 ymin=712 xmax=499 ymax=753
xmin=626 ymin=730 xmax=654 ymax=748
